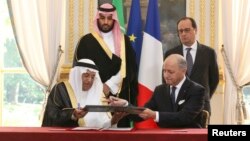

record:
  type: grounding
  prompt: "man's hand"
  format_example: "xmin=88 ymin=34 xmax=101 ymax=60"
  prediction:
xmin=103 ymin=83 xmax=110 ymax=97
xmin=111 ymin=112 xmax=128 ymax=125
xmin=73 ymin=108 xmax=88 ymax=120
xmin=139 ymin=108 xmax=156 ymax=120
xmin=107 ymin=96 xmax=128 ymax=106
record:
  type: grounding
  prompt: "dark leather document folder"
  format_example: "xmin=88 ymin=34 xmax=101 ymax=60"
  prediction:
xmin=84 ymin=105 xmax=145 ymax=114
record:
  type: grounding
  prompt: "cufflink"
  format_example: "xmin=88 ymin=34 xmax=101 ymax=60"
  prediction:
xmin=178 ymin=100 xmax=185 ymax=105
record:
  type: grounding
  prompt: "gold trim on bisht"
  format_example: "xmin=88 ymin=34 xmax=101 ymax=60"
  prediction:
xmin=64 ymin=81 xmax=85 ymax=126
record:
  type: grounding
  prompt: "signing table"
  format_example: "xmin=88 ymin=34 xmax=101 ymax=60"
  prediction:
xmin=0 ymin=127 xmax=207 ymax=141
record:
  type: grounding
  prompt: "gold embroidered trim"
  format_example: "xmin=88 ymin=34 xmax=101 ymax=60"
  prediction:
xmin=91 ymin=32 xmax=113 ymax=58
xmin=64 ymin=81 xmax=85 ymax=126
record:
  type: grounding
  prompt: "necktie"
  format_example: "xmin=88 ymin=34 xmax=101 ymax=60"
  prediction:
xmin=170 ymin=86 xmax=176 ymax=105
xmin=186 ymin=48 xmax=193 ymax=76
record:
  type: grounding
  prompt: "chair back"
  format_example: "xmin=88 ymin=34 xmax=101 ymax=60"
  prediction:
xmin=201 ymin=110 xmax=209 ymax=128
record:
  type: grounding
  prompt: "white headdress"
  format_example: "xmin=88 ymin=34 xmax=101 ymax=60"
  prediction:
xmin=69 ymin=59 xmax=111 ymax=128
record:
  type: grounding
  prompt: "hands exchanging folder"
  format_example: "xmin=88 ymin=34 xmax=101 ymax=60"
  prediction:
xmin=71 ymin=96 xmax=149 ymax=124
xmin=106 ymin=96 xmax=155 ymax=120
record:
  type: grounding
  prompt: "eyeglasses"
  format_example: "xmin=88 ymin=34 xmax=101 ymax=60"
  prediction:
xmin=178 ymin=28 xmax=192 ymax=34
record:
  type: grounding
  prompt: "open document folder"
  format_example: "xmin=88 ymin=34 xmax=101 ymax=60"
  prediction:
xmin=83 ymin=105 xmax=145 ymax=114
xmin=71 ymin=127 xmax=134 ymax=131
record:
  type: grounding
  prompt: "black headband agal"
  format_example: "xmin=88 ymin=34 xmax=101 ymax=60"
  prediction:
xmin=98 ymin=4 xmax=116 ymax=12
xmin=76 ymin=62 xmax=99 ymax=71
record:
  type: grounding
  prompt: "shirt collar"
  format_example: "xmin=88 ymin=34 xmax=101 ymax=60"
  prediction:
xmin=101 ymin=31 xmax=113 ymax=37
xmin=183 ymin=40 xmax=198 ymax=51
xmin=173 ymin=76 xmax=186 ymax=90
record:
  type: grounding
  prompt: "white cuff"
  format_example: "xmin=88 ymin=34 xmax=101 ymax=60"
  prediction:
xmin=105 ymin=81 xmax=119 ymax=94
xmin=105 ymin=71 xmax=122 ymax=94
xmin=154 ymin=111 xmax=159 ymax=122
xmin=124 ymin=101 xmax=129 ymax=107
xmin=71 ymin=114 xmax=77 ymax=121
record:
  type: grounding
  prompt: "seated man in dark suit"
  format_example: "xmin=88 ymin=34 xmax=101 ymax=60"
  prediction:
xmin=108 ymin=54 xmax=206 ymax=128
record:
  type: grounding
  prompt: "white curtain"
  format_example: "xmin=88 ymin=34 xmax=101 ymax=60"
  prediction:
xmin=221 ymin=0 xmax=250 ymax=124
xmin=7 ymin=0 xmax=64 ymax=89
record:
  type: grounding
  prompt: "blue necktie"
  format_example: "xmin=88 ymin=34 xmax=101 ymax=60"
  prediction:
xmin=170 ymin=86 xmax=176 ymax=106
xmin=186 ymin=48 xmax=193 ymax=76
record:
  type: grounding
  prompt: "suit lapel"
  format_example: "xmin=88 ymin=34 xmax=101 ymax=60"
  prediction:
xmin=190 ymin=42 xmax=204 ymax=77
xmin=176 ymin=78 xmax=191 ymax=109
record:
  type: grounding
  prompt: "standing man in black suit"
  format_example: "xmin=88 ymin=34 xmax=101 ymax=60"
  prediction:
xmin=164 ymin=17 xmax=219 ymax=115
xmin=109 ymin=54 xmax=206 ymax=128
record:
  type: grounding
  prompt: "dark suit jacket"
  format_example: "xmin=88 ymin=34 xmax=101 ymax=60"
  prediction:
xmin=143 ymin=77 xmax=205 ymax=128
xmin=164 ymin=42 xmax=219 ymax=113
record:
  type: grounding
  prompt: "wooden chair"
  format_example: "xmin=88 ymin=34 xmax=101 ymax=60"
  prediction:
xmin=201 ymin=110 xmax=209 ymax=128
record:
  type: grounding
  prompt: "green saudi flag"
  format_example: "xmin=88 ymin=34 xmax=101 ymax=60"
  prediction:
xmin=112 ymin=0 xmax=126 ymax=33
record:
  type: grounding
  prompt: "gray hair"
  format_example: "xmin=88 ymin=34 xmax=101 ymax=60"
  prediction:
xmin=166 ymin=54 xmax=187 ymax=70
xmin=176 ymin=56 xmax=187 ymax=70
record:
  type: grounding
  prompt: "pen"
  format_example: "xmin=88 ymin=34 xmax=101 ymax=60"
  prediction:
xmin=78 ymin=103 xmax=80 ymax=110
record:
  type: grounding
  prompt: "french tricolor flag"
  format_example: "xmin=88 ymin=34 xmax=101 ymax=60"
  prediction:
xmin=136 ymin=0 xmax=163 ymax=128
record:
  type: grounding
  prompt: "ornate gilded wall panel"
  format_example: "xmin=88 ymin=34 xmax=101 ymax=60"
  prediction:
xmin=59 ymin=0 xmax=97 ymax=80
